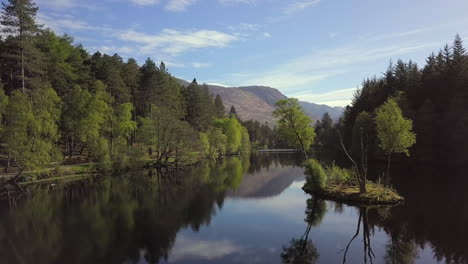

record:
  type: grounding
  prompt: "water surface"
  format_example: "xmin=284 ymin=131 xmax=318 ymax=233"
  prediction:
xmin=0 ymin=153 xmax=466 ymax=263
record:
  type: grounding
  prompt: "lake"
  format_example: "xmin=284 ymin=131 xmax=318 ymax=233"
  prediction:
xmin=0 ymin=153 xmax=467 ymax=264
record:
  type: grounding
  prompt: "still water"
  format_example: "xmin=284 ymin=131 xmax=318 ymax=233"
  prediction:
xmin=0 ymin=153 xmax=467 ymax=263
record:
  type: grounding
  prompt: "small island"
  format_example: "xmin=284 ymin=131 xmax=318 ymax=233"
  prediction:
xmin=273 ymin=97 xmax=415 ymax=205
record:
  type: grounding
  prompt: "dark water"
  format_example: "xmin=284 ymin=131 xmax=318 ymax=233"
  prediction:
xmin=0 ymin=153 xmax=467 ymax=264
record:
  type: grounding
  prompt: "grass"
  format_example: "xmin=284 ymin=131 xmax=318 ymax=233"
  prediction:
xmin=303 ymin=181 xmax=404 ymax=205
xmin=19 ymin=173 xmax=92 ymax=186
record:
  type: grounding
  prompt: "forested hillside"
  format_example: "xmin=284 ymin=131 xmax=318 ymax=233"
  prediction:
xmin=0 ymin=0 xmax=252 ymax=177
xmin=315 ymin=35 xmax=468 ymax=166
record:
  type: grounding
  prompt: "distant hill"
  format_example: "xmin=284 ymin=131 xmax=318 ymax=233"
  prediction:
xmin=176 ymin=79 xmax=343 ymax=124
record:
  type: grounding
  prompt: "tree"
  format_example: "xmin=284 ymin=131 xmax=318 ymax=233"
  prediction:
xmin=0 ymin=85 xmax=7 ymax=134
xmin=351 ymin=111 xmax=374 ymax=193
xmin=240 ymin=126 xmax=250 ymax=155
xmin=3 ymin=86 xmax=62 ymax=178
xmin=375 ymin=98 xmax=416 ymax=182
xmin=314 ymin=112 xmax=333 ymax=147
xmin=208 ymin=127 xmax=227 ymax=157
xmin=114 ymin=102 xmax=137 ymax=146
xmin=1 ymin=0 xmax=40 ymax=93
xmin=214 ymin=117 xmax=242 ymax=154
xmin=214 ymin=94 xmax=225 ymax=118
xmin=273 ymin=98 xmax=316 ymax=157
xmin=228 ymin=105 xmax=237 ymax=118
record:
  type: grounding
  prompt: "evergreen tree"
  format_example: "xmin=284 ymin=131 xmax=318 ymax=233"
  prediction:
xmin=214 ymin=94 xmax=225 ymax=118
xmin=229 ymin=105 xmax=237 ymax=118
xmin=1 ymin=0 xmax=41 ymax=93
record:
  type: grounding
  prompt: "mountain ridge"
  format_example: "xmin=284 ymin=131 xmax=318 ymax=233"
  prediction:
xmin=176 ymin=78 xmax=343 ymax=124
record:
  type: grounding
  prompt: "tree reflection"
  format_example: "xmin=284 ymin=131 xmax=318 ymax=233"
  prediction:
xmin=281 ymin=197 xmax=326 ymax=264
xmin=341 ymin=207 xmax=375 ymax=264
xmin=0 ymin=157 xmax=250 ymax=264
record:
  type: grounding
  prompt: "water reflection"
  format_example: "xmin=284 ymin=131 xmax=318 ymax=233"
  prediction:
xmin=280 ymin=197 xmax=325 ymax=264
xmin=0 ymin=157 xmax=250 ymax=264
xmin=0 ymin=154 xmax=467 ymax=264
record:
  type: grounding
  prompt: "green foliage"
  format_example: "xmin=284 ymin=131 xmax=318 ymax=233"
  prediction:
xmin=199 ymin=132 xmax=210 ymax=157
xmin=325 ymin=163 xmax=352 ymax=184
xmin=114 ymin=102 xmax=137 ymax=141
xmin=240 ymin=126 xmax=251 ymax=155
xmin=207 ymin=127 xmax=227 ymax=157
xmin=351 ymin=111 xmax=374 ymax=156
xmin=303 ymin=159 xmax=327 ymax=192
xmin=375 ymin=98 xmax=416 ymax=156
xmin=214 ymin=94 xmax=225 ymax=118
xmin=4 ymin=87 xmax=62 ymax=171
xmin=214 ymin=117 xmax=242 ymax=154
xmin=273 ymin=98 xmax=316 ymax=155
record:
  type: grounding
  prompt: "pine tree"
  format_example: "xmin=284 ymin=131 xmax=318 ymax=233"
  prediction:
xmin=452 ymin=34 xmax=467 ymax=70
xmin=229 ymin=105 xmax=238 ymax=118
xmin=214 ymin=94 xmax=225 ymax=118
xmin=1 ymin=0 xmax=40 ymax=93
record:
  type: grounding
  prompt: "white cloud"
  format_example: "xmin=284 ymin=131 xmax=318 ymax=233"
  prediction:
xmin=283 ymin=0 xmax=320 ymax=15
xmin=165 ymin=0 xmax=197 ymax=11
xmin=263 ymin=32 xmax=272 ymax=38
xmin=292 ymin=88 xmax=357 ymax=107
xmin=328 ymin=32 xmax=337 ymax=39
xmin=364 ymin=28 xmax=433 ymax=41
xmin=228 ymin=23 xmax=260 ymax=32
xmin=130 ymin=0 xmax=159 ymax=6
xmin=228 ymin=41 xmax=439 ymax=97
xmin=36 ymin=0 xmax=99 ymax=10
xmin=192 ymin=62 xmax=212 ymax=68
xmin=165 ymin=61 xmax=186 ymax=68
xmin=36 ymin=0 xmax=76 ymax=8
xmin=219 ymin=0 xmax=255 ymax=5
xmin=37 ymin=13 xmax=106 ymax=32
xmin=169 ymin=235 xmax=242 ymax=261
xmin=117 ymin=28 xmax=238 ymax=56
xmin=91 ymin=45 xmax=136 ymax=55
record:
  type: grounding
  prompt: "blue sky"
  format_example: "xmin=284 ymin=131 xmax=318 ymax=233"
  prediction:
xmin=36 ymin=0 xmax=468 ymax=106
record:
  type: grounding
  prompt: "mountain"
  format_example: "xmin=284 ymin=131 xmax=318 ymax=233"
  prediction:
xmin=176 ymin=79 xmax=343 ymax=124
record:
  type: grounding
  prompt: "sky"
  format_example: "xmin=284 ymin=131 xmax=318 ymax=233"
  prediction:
xmin=35 ymin=0 xmax=468 ymax=107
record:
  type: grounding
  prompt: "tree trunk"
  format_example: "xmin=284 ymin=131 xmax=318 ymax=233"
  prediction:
xmin=4 ymin=152 xmax=11 ymax=172
xmin=386 ymin=153 xmax=391 ymax=187
xmin=21 ymin=50 xmax=25 ymax=94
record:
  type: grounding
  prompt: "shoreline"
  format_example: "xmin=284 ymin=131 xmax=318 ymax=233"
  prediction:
xmin=303 ymin=182 xmax=404 ymax=205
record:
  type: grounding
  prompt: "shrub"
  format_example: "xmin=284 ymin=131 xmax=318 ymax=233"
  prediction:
xmin=326 ymin=163 xmax=352 ymax=184
xmin=303 ymin=159 xmax=327 ymax=192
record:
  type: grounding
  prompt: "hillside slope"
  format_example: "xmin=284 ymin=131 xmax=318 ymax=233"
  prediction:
xmin=176 ymin=79 xmax=343 ymax=124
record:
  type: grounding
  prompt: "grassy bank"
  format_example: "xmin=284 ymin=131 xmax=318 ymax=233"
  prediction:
xmin=303 ymin=182 xmax=404 ymax=205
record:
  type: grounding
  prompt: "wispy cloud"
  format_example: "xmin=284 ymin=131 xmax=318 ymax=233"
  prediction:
xmin=129 ymin=0 xmax=159 ymax=6
xmin=364 ymin=27 xmax=433 ymax=41
xmin=228 ymin=23 xmax=260 ymax=32
xmin=192 ymin=62 xmax=212 ymax=68
xmin=36 ymin=0 xmax=99 ymax=10
xmin=263 ymin=32 xmax=272 ymax=38
xmin=218 ymin=0 xmax=255 ymax=5
xmin=165 ymin=0 xmax=197 ymax=11
xmin=228 ymin=41 xmax=439 ymax=94
xmin=292 ymin=88 xmax=357 ymax=107
xmin=117 ymin=28 xmax=238 ymax=56
xmin=90 ymin=45 xmax=136 ymax=55
xmin=283 ymin=0 xmax=320 ymax=15
xmin=37 ymin=13 xmax=108 ymax=32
